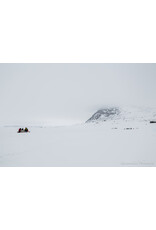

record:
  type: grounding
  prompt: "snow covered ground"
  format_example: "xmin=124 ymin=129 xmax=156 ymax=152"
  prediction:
xmin=0 ymin=120 xmax=156 ymax=167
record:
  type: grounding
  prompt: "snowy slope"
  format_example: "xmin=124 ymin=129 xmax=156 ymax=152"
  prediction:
xmin=86 ymin=106 xmax=156 ymax=123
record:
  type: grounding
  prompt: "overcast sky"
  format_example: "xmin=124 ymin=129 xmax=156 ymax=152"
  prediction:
xmin=0 ymin=64 xmax=156 ymax=125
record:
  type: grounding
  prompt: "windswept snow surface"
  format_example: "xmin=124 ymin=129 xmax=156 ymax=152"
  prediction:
xmin=0 ymin=116 xmax=156 ymax=166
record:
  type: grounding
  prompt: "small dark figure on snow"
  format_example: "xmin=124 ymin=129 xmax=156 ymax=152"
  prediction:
xmin=18 ymin=128 xmax=22 ymax=133
xmin=25 ymin=127 xmax=29 ymax=132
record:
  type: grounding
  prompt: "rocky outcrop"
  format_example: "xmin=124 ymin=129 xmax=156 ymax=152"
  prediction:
xmin=86 ymin=106 xmax=156 ymax=124
xmin=86 ymin=107 xmax=121 ymax=123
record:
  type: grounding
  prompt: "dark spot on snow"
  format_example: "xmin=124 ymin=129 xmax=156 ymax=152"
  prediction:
xmin=124 ymin=128 xmax=133 ymax=130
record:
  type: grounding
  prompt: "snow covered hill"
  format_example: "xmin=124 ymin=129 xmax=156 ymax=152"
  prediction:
xmin=86 ymin=106 xmax=156 ymax=124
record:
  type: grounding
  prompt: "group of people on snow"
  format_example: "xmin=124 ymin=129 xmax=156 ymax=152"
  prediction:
xmin=18 ymin=127 xmax=29 ymax=133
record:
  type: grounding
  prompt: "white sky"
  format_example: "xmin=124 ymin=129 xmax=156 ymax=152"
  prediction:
xmin=0 ymin=64 xmax=156 ymax=125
